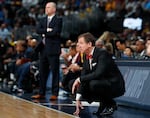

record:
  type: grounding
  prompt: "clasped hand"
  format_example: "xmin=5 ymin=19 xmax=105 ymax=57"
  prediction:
xmin=47 ymin=28 xmax=53 ymax=32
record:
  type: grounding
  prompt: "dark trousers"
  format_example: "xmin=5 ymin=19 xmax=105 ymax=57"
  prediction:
xmin=69 ymin=79 xmax=116 ymax=106
xmin=39 ymin=50 xmax=60 ymax=96
xmin=17 ymin=62 xmax=31 ymax=89
xmin=62 ymin=71 xmax=81 ymax=92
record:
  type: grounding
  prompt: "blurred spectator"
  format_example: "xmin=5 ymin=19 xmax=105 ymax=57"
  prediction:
xmin=37 ymin=7 xmax=46 ymax=21
xmin=122 ymin=46 xmax=134 ymax=59
xmin=98 ymin=31 xmax=116 ymax=55
xmin=0 ymin=38 xmax=7 ymax=75
xmin=145 ymin=43 xmax=150 ymax=58
xmin=61 ymin=43 xmax=83 ymax=93
xmin=22 ymin=0 xmax=39 ymax=9
xmin=142 ymin=0 xmax=150 ymax=11
xmin=65 ymin=39 xmax=73 ymax=48
xmin=15 ymin=38 xmax=38 ymax=92
xmin=105 ymin=0 xmax=117 ymax=20
xmin=134 ymin=38 xmax=146 ymax=59
xmin=0 ymin=23 xmax=12 ymax=41
xmin=95 ymin=38 xmax=105 ymax=49
xmin=25 ymin=35 xmax=34 ymax=58
xmin=28 ymin=6 xmax=37 ymax=20
xmin=143 ymin=37 xmax=150 ymax=59
xmin=62 ymin=42 xmax=77 ymax=66
xmin=0 ymin=6 xmax=5 ymax=23
xmin=115 ymin=39 xmax=126 ymax=58
xmin=141 ymin=22 xmax=150 ymax=38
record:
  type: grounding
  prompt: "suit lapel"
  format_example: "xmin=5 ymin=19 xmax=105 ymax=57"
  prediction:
xmin=49 ymin=15 xmax=56 ymax=27
xmin=91 ymin=47 xmax=97 ymax=63
xmin=86 ymin=59 xmax=91 ymax=70
xmin=91 ymin=48 xmax=100 ymax=70
xmin=83 ymin=54 xmax=90 ymax=71
xmin=84 ymin=48 xmax=99 ymax=71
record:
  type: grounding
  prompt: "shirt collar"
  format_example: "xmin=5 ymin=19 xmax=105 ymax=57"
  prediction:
xmin=90 ymin=47 xmax=95 ymax=56
xmin=86 ymin=47 xmax=95 ymax=60
xmin=48 ymin=14 xmax=55 ymax=20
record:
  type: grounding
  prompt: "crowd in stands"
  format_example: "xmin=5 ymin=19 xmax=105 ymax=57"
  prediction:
xmin=0 ymin=0 xmax=150 ymax=93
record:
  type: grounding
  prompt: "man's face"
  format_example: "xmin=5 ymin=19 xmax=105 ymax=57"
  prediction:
xmin=116 ymin=41 xmax=121 ymax=50
xmin=146 ymin=40 xmax=150 ymax=48
xmin=77 ymin=37 xmax=91 ymax=54
xmin=135 ymin=41 xmax=145 ymax=52
xmin=124 ymin=48 xmax=132 ymax=56
xmin=45 ymin=3 xmax=55 ymax=16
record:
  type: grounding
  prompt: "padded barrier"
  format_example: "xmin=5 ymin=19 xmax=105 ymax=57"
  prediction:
xmin=115 ymin=60 xmax=150 ymax=111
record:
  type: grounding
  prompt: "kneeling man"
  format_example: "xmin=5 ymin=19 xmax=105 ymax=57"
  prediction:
xmin=72 ymin=32 xmax=125 ymax=116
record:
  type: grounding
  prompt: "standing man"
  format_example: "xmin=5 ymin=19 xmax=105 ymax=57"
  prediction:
xmin=32 ymin=2 xmax=62 ymax=100
xmin=72 ymin=32 xmax=125 ymax=116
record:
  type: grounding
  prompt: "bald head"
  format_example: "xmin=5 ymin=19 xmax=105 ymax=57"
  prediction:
xmin=45 ymin=2 xmax=56 ymax=16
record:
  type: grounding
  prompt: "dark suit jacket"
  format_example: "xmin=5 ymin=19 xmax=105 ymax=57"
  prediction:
xmin=35 ymin=15 xmax=62 ymax=55
xmin=80 ymin=47 xmax=125 ymax=98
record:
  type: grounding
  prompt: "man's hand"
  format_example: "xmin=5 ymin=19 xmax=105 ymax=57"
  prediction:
xmin=72 ymin=79 xmax=80 ymax=94
xmin=47 ymin=28 xmax=53 ymax=32
xmin=16 ymin=59 xmax=22 ymax=65
xmin=68 ymin=64 xmax=81 ymax=72
xmin=73 ymin=100 xmax=84 ymax=116
xmin=62 ymin=68 xmax=69 ymax=75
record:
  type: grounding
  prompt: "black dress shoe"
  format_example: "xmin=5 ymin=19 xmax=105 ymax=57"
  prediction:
xmin=93 ymin=102 xmax=106 ymax=115
xmin=100 ymin=104 xmax=117 ymax=116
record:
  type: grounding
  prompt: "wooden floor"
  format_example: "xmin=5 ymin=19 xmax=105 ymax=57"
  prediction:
xmin=0 ymin=92 xmax=75 ymax=118
xmin=1 ymin=83 xmax=150 ymax=118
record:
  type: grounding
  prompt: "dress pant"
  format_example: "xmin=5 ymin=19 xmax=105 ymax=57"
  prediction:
xmin=62 ymin=71 xmax=81 ymax=92
xmin=39 ymin=49 xmax=60 ymax=96
xmin=69 ymin=79 xmax=116 ymax=105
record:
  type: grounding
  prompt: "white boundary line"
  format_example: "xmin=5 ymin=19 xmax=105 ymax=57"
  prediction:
xmin=40 ymin=102 xmax=99 ymax=107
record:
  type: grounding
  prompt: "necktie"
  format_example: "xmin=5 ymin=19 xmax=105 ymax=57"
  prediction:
xmin=47 ymin=17 xmax=51 ymax=27
xmin=86 ymin=54 xmax=93 ymax=60
xmin=86 ymin=54 xmax=93 ymax=70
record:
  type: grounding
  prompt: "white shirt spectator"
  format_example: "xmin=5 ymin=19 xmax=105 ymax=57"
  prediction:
xmin=22 ymin=0 xmax=39 ymax=9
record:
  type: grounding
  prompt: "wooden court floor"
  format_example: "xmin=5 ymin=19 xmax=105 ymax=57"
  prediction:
xmin=1 ymin=85 xmax=150 ymax=118
xmin=0 ymin=92 xmax=75 ymax=118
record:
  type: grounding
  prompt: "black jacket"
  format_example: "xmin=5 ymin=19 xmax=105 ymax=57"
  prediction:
xmin=80 ymin=47 xmax=125 ymax=98
xmin=35 ymin=15 xmax=62 ymax=55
